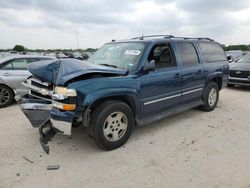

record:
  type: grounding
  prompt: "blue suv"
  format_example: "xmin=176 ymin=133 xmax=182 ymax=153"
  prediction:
xmin=20 ymin=35 xmax=229 ymax=153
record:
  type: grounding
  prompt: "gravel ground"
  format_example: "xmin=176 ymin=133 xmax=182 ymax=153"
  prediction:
xmin=1 ymin=87 xmax=250 ymax=188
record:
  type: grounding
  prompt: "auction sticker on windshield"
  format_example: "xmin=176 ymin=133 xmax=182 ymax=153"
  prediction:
xmin=125 ymin=50 xmax=141 ymax=55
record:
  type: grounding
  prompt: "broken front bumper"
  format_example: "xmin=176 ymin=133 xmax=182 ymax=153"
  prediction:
xmin=20 ymin=95 xmax=72 ymax=154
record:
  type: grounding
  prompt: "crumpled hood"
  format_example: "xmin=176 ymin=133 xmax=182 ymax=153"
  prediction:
xmin=28 ymin=58 xmax=128 ymax=85
xmin=230 ymin=62 xmax=250 ymax=71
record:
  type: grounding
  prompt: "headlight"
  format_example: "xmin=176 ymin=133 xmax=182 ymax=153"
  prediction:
xmin=54 ymin=86 xmax=77 ymax=97
xmin=52 ymin=86 xmax=77 ymax=110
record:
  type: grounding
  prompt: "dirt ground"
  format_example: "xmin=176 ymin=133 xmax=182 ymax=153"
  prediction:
xmin=1 ymin=87 xmax=250 ymax=188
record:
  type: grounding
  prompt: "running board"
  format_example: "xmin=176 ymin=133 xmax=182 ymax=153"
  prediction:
xmin=136 ymin=99 xmax=203 ymax=126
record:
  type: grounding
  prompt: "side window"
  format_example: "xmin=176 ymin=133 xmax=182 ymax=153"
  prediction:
xmin=1 ymin=62 xmax=13 ymax=70
xmin=176 ymin=42 xmax=199 ymax=66
xmin=11 ymin=59 xmax=29 ymax=70
xmin=148 ymin=44 xmax=175 ymax=69
xmin=26 ymin=58 xmax=39 ymax=63
xmin=198 ymin=42 xmax=227 ymax=62
xmin=39 ymin=58 xmax=52 ymax=61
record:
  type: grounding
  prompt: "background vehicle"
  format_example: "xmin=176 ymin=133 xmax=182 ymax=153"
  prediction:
xmin=20 ymin=35 xmax=229 ymax=153
xmin=226 ymin=50 xmax=246 ymax=63
xmin=0 ymin=55 xmax=55 ymax=107
xmin=228 ymin=52 xmax=250 ymax=87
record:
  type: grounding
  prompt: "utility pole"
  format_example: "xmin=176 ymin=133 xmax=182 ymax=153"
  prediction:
xmin=75 ymin=29 xmax=79 ymax=49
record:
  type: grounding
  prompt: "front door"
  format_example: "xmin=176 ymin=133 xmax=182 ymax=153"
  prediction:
xmin=139 ymin=43 xmax=182 ymax=117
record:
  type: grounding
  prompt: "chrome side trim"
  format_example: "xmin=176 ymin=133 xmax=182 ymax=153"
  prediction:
xmin=182 ymin=84 xmax=204 ymax=92
xmin=183 ymin=88 xmax=203 ymax=95
xmin=143 ymin=87 xmax=203 ymax=105
xmin=144 ymin=94 xmax=181 ymax=105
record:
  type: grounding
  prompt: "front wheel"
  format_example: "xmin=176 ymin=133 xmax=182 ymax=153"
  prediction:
xmin=89 ymin=101 xmax=134 ymax=150
xmin=0 ymin=85 xmax=14 ymax=108
xmin=199 ymin=82 xmax=219 ymax=112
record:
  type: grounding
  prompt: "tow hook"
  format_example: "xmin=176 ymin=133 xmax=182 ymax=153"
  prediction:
xmin=39 ymin=121 xmax=56 ymax=154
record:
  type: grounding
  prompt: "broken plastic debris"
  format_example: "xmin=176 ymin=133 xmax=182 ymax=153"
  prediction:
xmin=47 ymin=165 xmax=60 ymax=170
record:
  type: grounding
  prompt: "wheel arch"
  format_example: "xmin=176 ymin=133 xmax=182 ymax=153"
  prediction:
xmin=207 ymin=73 xmax=223 ymax=90
xmin=0 ymin=83 xmax=15 ymax=95
xmin=90 ymin=95 xmax=138 ymax=116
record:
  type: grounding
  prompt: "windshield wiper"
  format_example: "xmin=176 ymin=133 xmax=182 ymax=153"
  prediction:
xmin=99 ymin=64 xmax=118 ymax=68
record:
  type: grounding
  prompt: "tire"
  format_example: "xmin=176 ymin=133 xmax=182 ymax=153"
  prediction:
xmin=0 ymin=85 xmax=14 ymax=108
xmin=199 ymin=82 xmax=219 ymax=112
xmin=89 ymin=100 xmax=134 ymax=150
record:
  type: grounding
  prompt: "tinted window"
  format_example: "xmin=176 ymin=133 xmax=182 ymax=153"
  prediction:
xmin=176 ymin=42 xmax=199 ymax=66
xmin=198 ymin=42 xmax=227 ymax=62
xmin=11 ymin=59 xmax=29 ymax=70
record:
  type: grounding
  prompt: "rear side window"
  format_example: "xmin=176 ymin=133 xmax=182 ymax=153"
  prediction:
xmin=11 ymin=59 xmax=29 ymax=70
xmin=176 ymin=42 xmax=199 ymax=66
xmin=198 ymin=42 xmax=227 ymax=62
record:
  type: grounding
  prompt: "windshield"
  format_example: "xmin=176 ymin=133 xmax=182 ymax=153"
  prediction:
xmin=238 ymin=54 xmax=250 ymax=63
xmin=88 ymin=42 xmax=145 ymax=70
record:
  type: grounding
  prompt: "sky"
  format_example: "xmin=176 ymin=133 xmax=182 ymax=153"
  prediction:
xmin=0 ymin=0 xmax=250 ymax=49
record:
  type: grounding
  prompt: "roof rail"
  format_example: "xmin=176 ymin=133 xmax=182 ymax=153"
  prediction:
xmin=131 ymin=35 xmax=174 ymax=40
xmin=130 ymin=35 xmax=214 ymax=41
xmin=170 ymin=36 xmax=214 ymax=41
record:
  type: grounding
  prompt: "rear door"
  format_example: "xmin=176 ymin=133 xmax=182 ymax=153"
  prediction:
xmin=0 ymin=58 xmax=32 ymax=95
xmin=175 ymin=42 xmax=206 ymax=102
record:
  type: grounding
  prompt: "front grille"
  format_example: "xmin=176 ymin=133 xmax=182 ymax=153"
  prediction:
xmin=26 ymin=77 xmax=54 ymax=101
xmin=30 ymin=90 xmax=53 ymax=100
xmin=230 ymin=70 xmax=250 ymax=78
xmin=31 ymin=80 xmax=53 ymax=90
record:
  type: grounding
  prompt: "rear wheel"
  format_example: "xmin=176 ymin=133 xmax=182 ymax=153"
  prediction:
xmin=89 ymin=100 xmax=134 ymax=150
xmin=0 ymin=85 xmax=14 ymax=108
xmin=199 ymin=82 xmax=219 ymax=112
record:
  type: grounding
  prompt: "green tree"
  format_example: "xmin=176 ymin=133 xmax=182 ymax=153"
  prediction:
xmin=13 ymin=45 xmax=26 ymax=52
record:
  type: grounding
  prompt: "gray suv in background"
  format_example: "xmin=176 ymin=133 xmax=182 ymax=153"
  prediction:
xmin=0 ymin=55 xmax=55 ymax=107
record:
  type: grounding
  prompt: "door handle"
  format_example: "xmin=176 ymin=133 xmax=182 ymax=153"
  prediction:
xmin=175 ymin=73 xmax=183 ymax=80
xmin=195 ymin=70 xmax=202 ymax=74
xmin=3 ymin=73 xmax=12 ymax=76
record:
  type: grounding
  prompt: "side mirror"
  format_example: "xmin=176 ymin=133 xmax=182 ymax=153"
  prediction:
xmin=227 ymin=55 xmax=233 ymax=63
xmin=144 ymin=60 xmax=155 ymax=72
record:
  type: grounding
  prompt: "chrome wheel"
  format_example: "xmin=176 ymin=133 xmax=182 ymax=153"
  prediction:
xmin=0 ymin=88 xmax=10 ymax=105
xmin=208 ymin=88 xmax=217 ymax=106
xmin=103 ymin=111 xmax=128 ymax=142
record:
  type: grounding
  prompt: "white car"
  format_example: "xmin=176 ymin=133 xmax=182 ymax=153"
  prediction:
xmin=0 ymin=55 xmax=55 ymax=107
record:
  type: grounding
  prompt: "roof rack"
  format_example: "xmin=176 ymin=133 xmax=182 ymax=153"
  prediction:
xmin=131 ymin=35 xmax=174 ymax=40
xmin=170 ymin=36 xmax=214 ymax=41
xmin=131 ymin=35 xmax=214 ymax=41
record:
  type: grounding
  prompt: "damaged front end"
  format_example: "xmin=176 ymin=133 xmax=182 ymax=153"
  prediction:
xmin=19 ymin=59 xmax=127 ymax=154
xmin=20 ymin=77 xmax=74 ymax=154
